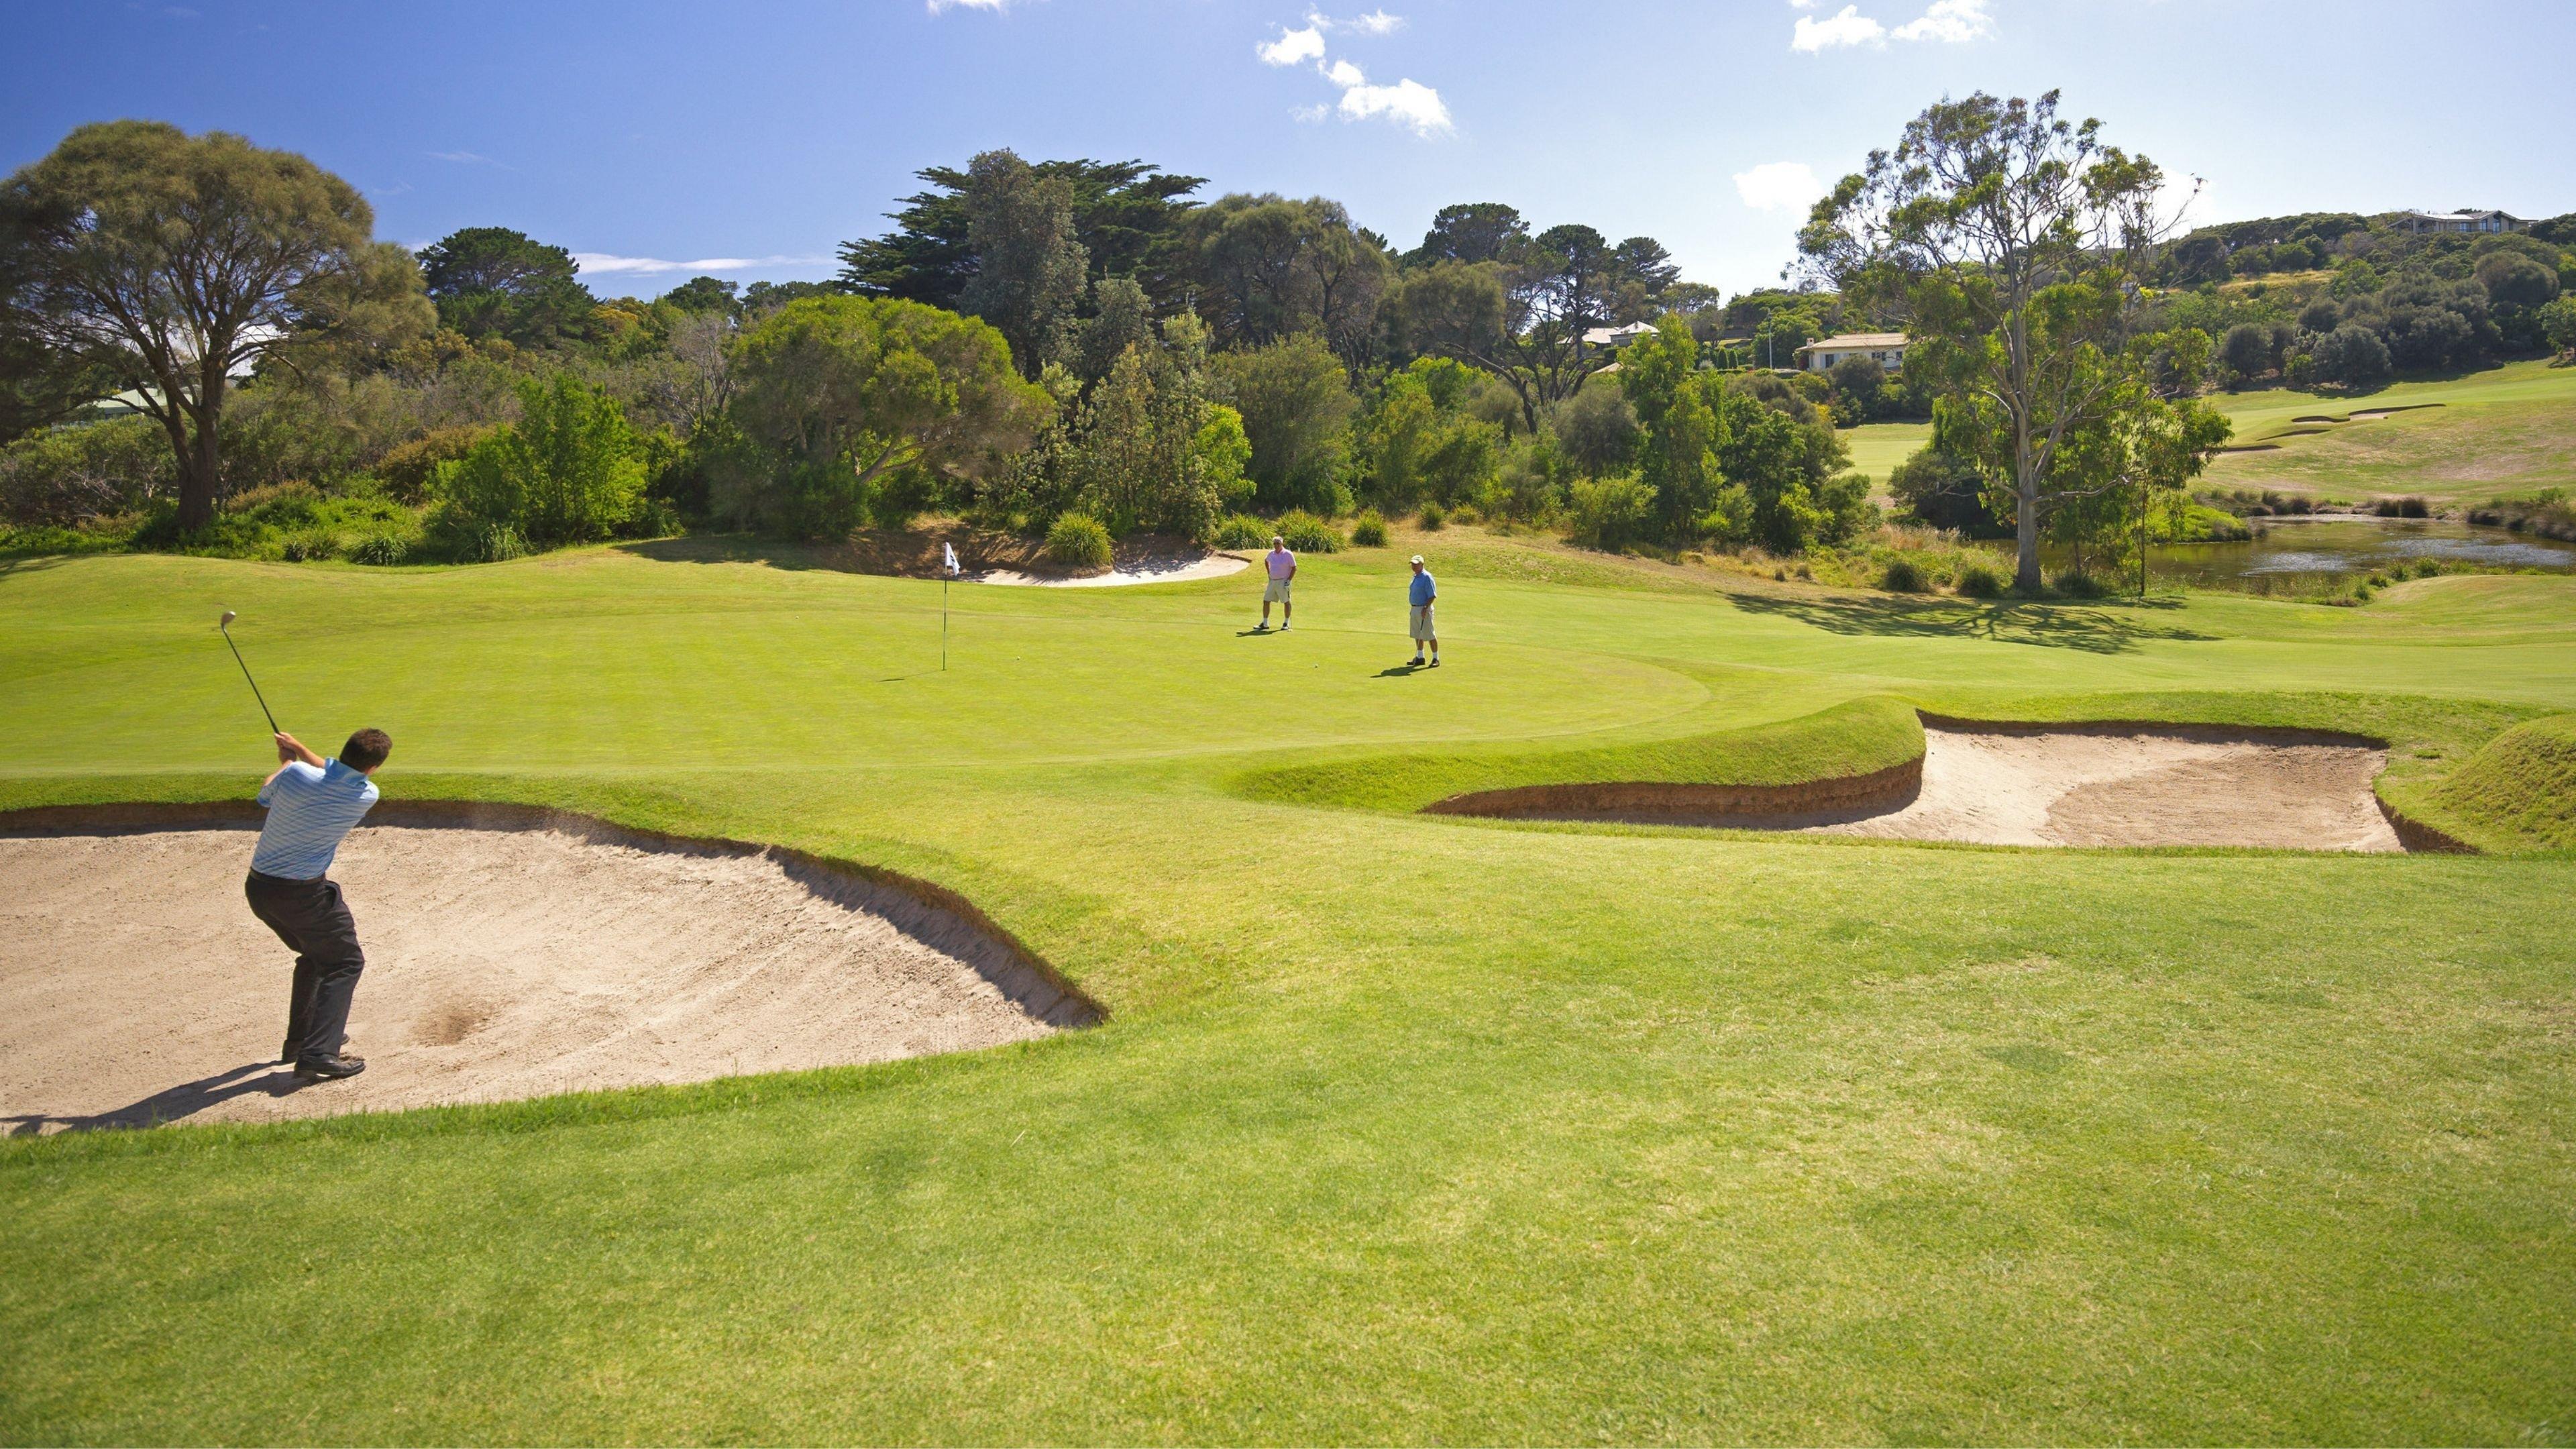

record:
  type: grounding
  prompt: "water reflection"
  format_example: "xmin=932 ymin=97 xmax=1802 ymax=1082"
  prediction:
xmin=2049 ymin=517 xmax=2576 ymax=590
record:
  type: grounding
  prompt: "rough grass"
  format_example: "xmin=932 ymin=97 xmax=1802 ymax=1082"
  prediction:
xmin=1 ymin=538 xmax=2573 ymax=1443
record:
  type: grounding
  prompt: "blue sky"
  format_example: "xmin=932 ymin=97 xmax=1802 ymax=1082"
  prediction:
xmin=5 ymin=1 xmax=2570 ymax=299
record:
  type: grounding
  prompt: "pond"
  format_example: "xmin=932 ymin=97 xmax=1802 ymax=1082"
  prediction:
xmin=2049 ymin=517 xmax=2576 ymax=592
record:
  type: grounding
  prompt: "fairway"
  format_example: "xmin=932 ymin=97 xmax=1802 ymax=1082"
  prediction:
xmin=2200 ymin=359 xmax=2576 ymax=504
xmin=3 ymin=534 xmax=2573 ymax=1444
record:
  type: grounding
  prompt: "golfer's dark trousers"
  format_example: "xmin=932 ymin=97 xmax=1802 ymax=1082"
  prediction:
xmin=244 ymin=870 xmax=365 ymax=1063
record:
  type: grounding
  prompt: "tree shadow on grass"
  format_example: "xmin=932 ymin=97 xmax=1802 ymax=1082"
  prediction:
xmin=2 ymin=1060 xmax=315 ymax=1134
xmin=1727 ymin=590 xmax=2214 ymax=654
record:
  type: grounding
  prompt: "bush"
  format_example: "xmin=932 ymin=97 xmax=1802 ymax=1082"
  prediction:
xmin=1880 ymin=557 xmax=1927 ymax=592
xmin=1565 ymin=474 xmax=1654 ymax=551
xmin=348 ymin=531 xmax=410 ymax=566
xmin=1350 ymin=509 xmax=1389 ymax=547
xmin=1274 ymin=508 xmax=1343 ymax=554
xmin=2052 ymin=570 xmax=2111 ymax=599
xmin=426 ymin=517 xmax=526 ymax=564
xmin=1044 ymin=512 xmax=1114 ymax=570
xmin=1210 ymin=513 xmax=1270 ymax=549
xmin=1417 ymin=500 xmax=1446 ymax=531
xmin=0 ymin=415 xmax=172 ymax=527
xmin=2310 ymin=324 xmax=2392 ymax=387
xmin=375 ymin=426 xmax=494 ymax=504
xmin=437 ymin=376 xmax=644 ymax=547
xmin=1955 ymin=562 xmax=2004 ymax=598
xmin=2373 ymin=496 xmax=2431 ymax=519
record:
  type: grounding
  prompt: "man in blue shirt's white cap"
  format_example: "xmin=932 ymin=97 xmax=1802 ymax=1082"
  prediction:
xmin=244 ymin=727 xmax=392 ymax=1080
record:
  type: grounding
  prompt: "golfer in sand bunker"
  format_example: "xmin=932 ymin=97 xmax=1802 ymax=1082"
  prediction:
xmin=244 ymin=727 xmax=392 ymax=1081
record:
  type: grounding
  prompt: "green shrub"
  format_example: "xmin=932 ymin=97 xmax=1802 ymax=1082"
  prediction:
xmin=1417 ymin=500 xmax=1446 ymax=531
xmin=349 ymin=532 xmax=410 ymax=566
xmin=2052 ymin=570 xmax=2110 ymax=599
xmin=1955 ymin=562 xmax=2004 ymax=598
xmin=1211 ymin=513 xmax=1270 ymax=549
xmin=376 ymin=426 xmax=495 ymax=504
xmin=1275 ymin=509 xmax=1343 ymax=554
xmin=1350 ymin=509 xmax=1389 ymax=547
xmin=424 ymin=516 xmax=527 ymax=564
xmin=1565 ymin=474 xmax=1654 ymax=550
xmin=1880 ymin=557 xmax=1928 ymax=592
xmin=1044 ymin=513 xmax=1114 ymax=570
xmin=436 ymin=376 xmax=644 ymax=547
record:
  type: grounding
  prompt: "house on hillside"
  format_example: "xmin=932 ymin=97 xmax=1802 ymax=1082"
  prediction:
xmin=1582 ymin=321 xmax=1660 ymax=351
xmin=1794 ymin=332 xmax=1909 ymax=372
xmin=2399 ymin=209 xmax=2526 ymax=235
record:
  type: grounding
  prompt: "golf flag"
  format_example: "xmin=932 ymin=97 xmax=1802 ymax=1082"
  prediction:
xmin=944 ymin=541 xmax=960 ymax=577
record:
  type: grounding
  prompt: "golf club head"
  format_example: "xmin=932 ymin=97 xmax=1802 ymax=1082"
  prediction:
xmin=219 ymin=609 xmax=237 ymax=629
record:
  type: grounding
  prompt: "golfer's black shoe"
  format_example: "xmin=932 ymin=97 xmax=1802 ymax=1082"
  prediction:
xmin=293 ymin=1053 xmax=366 ymax=1081
xmin=1429 ymin=657 xmax=1440 ymax=667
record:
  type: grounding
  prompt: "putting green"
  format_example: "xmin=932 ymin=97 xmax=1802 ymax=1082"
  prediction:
xmin=2 ymin=533 xmax=2572 ymax=1443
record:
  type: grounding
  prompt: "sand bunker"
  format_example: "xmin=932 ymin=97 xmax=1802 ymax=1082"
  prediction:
xmin=978 ymin=550 xmax=1248 ymax=587
xmin=1 ymin=816 xmax=1092 ymax=1133
xmin=1434 ymin=722 xmax=2402 ymax=851
xmin=1803 ymin=723 xmax=2402 ymax=849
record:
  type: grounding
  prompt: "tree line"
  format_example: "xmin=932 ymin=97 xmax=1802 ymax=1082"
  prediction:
xmin=6 ymin=107 xmax=2562 ymax=593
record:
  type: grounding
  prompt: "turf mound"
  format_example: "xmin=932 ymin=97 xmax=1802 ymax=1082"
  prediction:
xmin=1 ymin=806 xmax=1095 ymax=1133
xmin=2426 ymin=712 xmax=2576 ymax=851
xmin=1237 ymin=694 xmax=1927 ymax=815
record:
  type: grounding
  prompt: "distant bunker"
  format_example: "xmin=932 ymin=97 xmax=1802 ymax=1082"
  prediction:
xmin=1428 ymin=720 xmax=2409 ymax=852
xmin=0 ymin=804 xmax=1095 ymax=1134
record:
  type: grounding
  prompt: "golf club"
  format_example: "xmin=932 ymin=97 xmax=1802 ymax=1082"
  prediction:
xmin=217 ymin=609 xmax=280 ymax=734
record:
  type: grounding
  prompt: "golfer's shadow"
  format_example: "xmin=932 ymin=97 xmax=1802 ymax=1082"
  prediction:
xmin=1374 ymin=662 xmax=1426 ymax=678
xmin=1 ymin=1061 xmax=315 ymax=1135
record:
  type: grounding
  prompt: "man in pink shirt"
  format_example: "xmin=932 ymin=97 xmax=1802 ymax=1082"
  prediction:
xmin=1257 ymin=534 xmax=1296 ymax=631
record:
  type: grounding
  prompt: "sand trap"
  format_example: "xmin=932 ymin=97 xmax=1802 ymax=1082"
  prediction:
xmin=1 ymin=820 xmax=1091 ymax=1134
xmin=978 ymin=550 xmax=1248 ymax=587
xmin=1805 ymin=724 xmax=2401 ymax=850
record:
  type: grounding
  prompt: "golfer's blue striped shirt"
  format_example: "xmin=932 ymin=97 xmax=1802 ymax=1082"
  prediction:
xmin=251 ymin=759 xmax=380 ymax=879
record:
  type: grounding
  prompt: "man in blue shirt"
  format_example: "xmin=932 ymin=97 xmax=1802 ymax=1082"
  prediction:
xmin=1407 ymin=553 xmax=1440 ymax=668
xmin=245 ymin=727 xmax=392 ymax=1080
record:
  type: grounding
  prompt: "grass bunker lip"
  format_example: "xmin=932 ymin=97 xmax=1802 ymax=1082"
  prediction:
xmin=1424 ymin=714 xmax=2426 ymax=852
xmin=1 ymin=800 xmax=1100 ymax=1134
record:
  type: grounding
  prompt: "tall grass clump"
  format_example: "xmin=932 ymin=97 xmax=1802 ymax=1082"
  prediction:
xmin=1044 ymin=512 xmax=1114 ymax=570
xmin=1350 ymin=509 xmax=1389 ymax=547
xmin=1275 ymin=509 xmax=1342 ymax=553
xmin=1955 ymin=562 xmax=2004 ymax=598
xmin=1880 ymin=557 xmax=1928 ymax=592
xmin=1211 ymin=514 xmax=1269 ymax=550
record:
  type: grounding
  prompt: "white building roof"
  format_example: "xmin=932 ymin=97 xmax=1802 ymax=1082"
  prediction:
xmin=1798 ymin=332 xmax=1909 ymax=352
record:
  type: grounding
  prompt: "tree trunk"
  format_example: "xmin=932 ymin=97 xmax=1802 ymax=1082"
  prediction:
xmin=175 ymin=372 xmax=227 ymax=533
xmin=2014 ymin=470 xmax=2042 ymax=592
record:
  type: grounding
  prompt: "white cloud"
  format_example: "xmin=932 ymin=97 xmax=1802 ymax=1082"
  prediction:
xmin=926 ymin=0 xmax=1009 ymax=11
xmin=1258 ymin=23 xmax=1326 ymax=64
xmin=1792 ymin=5 xmax=1884 ymax=49
xmin=1792 ymin=0 xmax=1993 ymax=50
xmin=1733 ymin=161 xmax=1828 ymax=213
xmin=1262 ymin=14 xmax=1448 ymax=134
xmin=1890 ymin=0 xmax=1992 ymax=42
xmin=1332 ymin=70 xmax=1451 ymax=135
xmin=572 ymin=253 xmax=832 ymax=277
xmin=427 ymin=149 xmax=501 ymax=165
xmin=1787 ymin=0 xmax=1817 ymax=8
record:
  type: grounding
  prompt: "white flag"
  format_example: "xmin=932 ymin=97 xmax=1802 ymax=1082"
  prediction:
xmin=944 ymin=541 xmax=959 ymax=576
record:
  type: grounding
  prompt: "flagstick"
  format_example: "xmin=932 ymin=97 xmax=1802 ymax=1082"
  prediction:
xmin=942 ymin=575 xmax=950 ymax=672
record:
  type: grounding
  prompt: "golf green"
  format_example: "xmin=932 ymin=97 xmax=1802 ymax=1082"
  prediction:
xmin=1 ymin=533 xmax=2571 ymax=1443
